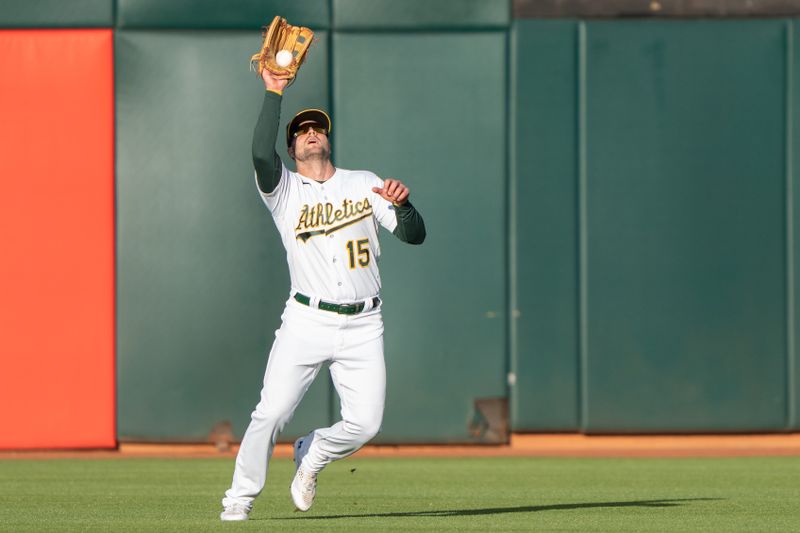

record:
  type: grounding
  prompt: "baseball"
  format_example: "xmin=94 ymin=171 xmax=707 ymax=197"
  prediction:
xmin=276 ymin=50 xmax=293 ymax=68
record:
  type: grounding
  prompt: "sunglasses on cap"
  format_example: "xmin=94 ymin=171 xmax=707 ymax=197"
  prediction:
xmin=292 ymin=124 xmax=328 ymax=138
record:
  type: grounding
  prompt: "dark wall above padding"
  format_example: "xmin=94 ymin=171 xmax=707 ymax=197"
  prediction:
xmin=116 ymin=0 xmax=329 ymax=29
xmin=0 ymin=0 xmax=113 ymax=28
xmin=333 ymin=0 xmax=510 ymax=29
xmin=514 ymin=0 xmax=800 ymax=18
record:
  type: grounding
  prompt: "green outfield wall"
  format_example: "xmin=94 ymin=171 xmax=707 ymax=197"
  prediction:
xmin=2 ymin=0 xmax=799 ymax=446
xmin=512 ymin=19 xmax=799 ymax=433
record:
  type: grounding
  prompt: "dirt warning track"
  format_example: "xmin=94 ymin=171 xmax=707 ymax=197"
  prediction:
xmin=2 ymin=434 xmax=799 ymax=459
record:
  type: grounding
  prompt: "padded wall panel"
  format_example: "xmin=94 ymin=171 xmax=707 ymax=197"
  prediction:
xmin=511 ymin=20 xmax=579 ymax=431
xmin=0 ymin=0 xmax=113 ymax=28
xmin=583 ymin=21 xmax=787 ymax=432
xmin=333 ymin=0 xmax=509 ymax=29
xmin=116 ymin=30 xmax=331 ymax=441
xmin=334 ymin=32 xmax=507 ymax=442
xmin=117 ymin=0 xmax=329 ymax=29
xmin=0 ymin=30 xmax=115 ymax=449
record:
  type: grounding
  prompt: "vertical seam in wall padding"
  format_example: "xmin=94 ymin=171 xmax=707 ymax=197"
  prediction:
xmin=112 ymin=28 xmax=119 ymax=448
xmin=328 ymin=9 xmax=337 ymax=428
xmin=577 ymin=21 xmax=589 ymax=433
xmin=507 ymin=23 xmax=517 ymax=428
xmin=786 ymin=20 xmax=796 ymax=431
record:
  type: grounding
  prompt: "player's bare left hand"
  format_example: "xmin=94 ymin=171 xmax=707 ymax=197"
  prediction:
xmin=372 ymin=178 xmax=409 ymax=206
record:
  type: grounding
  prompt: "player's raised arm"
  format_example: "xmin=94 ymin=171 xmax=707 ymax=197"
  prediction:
xmin=252 ymin=69 xmax=289 ymax=194
xmin=372 ymin=178 xmax=426 ymax=245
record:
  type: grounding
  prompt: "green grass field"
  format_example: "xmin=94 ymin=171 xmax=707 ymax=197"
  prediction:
xmin=1 ymin=456 xmax=798 ymax=532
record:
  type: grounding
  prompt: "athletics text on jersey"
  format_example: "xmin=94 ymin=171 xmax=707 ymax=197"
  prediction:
xmin=294 ymin=197 xmax=374 ymax=242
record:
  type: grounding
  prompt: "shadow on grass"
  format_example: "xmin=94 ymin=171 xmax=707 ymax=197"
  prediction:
xmin=278 ymin=498 xmax=721 ymax=520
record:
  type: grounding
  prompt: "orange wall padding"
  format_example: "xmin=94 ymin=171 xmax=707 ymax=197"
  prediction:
xmin=0 ymin=30 xmax=115 ymax=449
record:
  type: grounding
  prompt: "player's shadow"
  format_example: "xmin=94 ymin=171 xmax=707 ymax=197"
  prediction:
xmin=283 ymin=498 xmax=720 ymax=520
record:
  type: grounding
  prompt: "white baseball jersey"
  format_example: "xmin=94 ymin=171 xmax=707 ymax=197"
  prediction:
xmin=257 ymin=164 xmax=398 ymax=303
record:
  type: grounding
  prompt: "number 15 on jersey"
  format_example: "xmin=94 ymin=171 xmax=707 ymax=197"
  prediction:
xmin=346 ymin=238 xmax=370 ymax=269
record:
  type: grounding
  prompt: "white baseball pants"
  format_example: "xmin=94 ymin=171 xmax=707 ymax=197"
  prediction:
xmin=222 ymin=297 xmax=386 ymax=508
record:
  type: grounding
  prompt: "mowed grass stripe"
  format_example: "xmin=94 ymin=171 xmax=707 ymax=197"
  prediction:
xmin=0 ymin=457 xmax=798 ymax=532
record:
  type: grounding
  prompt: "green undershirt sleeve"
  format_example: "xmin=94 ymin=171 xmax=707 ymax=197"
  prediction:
xmin=252 ymin=91 xmax=284 ymax=194
xmin=392 ymin=201 xmax=426 ymax=245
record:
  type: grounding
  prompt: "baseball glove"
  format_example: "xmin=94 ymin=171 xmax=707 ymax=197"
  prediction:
xmin=250 ymin=16 xmax=314 ymax=82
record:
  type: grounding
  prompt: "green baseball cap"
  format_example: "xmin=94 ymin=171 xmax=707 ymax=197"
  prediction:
xmin=286 ymin=108 xmax=332 ymax=147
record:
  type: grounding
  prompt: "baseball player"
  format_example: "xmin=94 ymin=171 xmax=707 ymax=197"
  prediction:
xmin=219 ymin=65 xmax=426 ymax=521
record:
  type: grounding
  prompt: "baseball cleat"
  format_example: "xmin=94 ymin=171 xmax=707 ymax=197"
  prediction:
xmin=290 ymin=465 xmax=317 ymax=511
xmin=293 ymin=431 xmax=314 ymax=468
xmin=291 ymin=431 xmax=317 ymax=511
xmin=220 ymin=502 xmax=250 ymax=521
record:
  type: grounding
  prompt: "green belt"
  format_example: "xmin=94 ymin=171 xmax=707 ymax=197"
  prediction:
xmin=294 ymin=293 xmax=380 ymax=315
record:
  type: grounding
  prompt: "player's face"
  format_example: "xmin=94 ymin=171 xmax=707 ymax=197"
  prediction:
xmin=291 ymin=124 xmax=331 ymax=162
